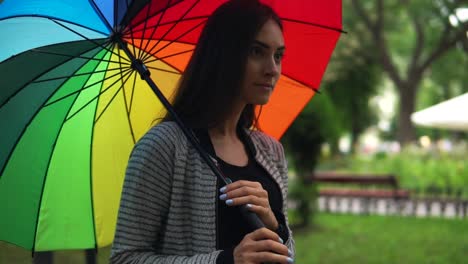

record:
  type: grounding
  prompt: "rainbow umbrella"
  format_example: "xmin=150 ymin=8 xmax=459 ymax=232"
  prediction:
xmin=0 ymin=0 xmax=342 ymax=251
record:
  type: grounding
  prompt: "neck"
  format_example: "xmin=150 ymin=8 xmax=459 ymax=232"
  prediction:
xmin=209 ymin=102 xmax=245 ymax=139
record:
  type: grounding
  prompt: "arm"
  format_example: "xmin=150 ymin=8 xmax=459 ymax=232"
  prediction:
xmin=110 ymin=125 xmax=221 ymax=264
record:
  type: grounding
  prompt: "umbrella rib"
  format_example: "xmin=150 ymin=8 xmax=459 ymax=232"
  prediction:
xmin=117 ymin=46 xmax=133 ymax=118
xmin=281 ymin=18 xmax=345 ymax=33
xmin=123 ymin=15 xmax=210 ymax=36
xmin=93 ymin=70 xmax=135 ymax=124
xmin=128 ymin=69 xmax=138 ymax=116
xmin=139 ymin=0 xmax=172 ymax=60
xmin=44 ymin=68 xmax=133 ymax=107
xmin=0 ymin=57 xmax=93 ymax=178
xmin=31 ymin=68 xmax=122 ymax=84
xmin=30 ymin=47 xmax=131 ymax=66
xmin=140 ymin=0 xmax=202 ymax=62
xmin=88 ymin=0 xmax=114 ymax=33
xmin=121 ymin=0 xmax=187 ymax=31
xmin=144 ymin=48 xmax=193 ymax=65
xmin=119 ymin=48 xmax=138 ymax=143
xmin=136 ymin=0 xmax=154 ymax=59
xmin=0 ymin=44 xmax=105 ymax=109
xmin=281 ymin=72 xmax=321 ymax=93
xmin=141 ymin=19 xmax=205 ymax=63
xmin=146 ymin=66 xmax=181 ymax=75
xmin=3 ymin=52 xmax=106 ymax=251
xmin=124 ymin=0 xmax=139 ymax=61
xmin=64 ymin=69 xmax=133 ymax=122
xmin=0 ymin=14 xmax=110 ymax=36
xmin=49 ymin=18 xmax=131 ymax=63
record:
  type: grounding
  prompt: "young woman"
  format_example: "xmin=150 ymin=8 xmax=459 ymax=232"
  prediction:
xmin=110 ymin=1 xmax=294 ymax=263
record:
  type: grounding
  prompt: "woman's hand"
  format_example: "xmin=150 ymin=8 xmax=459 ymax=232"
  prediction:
xmin=233 ymin=228 xmax=293 ymax=264
xmin=219 ymin=180 xmax=278 ymax=230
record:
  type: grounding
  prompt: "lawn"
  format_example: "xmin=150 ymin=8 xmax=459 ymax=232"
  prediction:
xmin=1 ymin=213 xmax=467 ymax=263
xmin=294 ymin=213 xmax=468 ymax=263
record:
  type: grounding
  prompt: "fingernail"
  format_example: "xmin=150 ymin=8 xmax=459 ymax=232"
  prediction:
xmin=219 ymin=194 xmax=227 ymax=200
xmin=226 ymin=199 xmax=233 ymax=205
xmin=219 ymin=186 xmax=227 ymax=193
xmin=279 ymin=237 xmax=284 ymax=244
xmin=246 ymin=204 xmax=252 ymax=208
xmin=288 ymin=249 xmax=292 ymax=256
xmin=287 ymin=257 xmax=294 ymax=263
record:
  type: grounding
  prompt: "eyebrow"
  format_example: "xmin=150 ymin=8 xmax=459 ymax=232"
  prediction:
xmin=253 ymin=40 xmax=285 ymax=51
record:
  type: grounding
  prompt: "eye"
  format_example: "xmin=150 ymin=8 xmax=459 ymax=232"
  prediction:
xmin=249 ymin=46 xmax=263 ymax=57
xmin=274 ymin=51 xmax=284 ymax=63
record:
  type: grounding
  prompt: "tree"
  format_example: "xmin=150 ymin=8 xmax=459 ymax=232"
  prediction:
xmin=281 ymin=95 xmax=340 ymax=228
xmin=351 ymin=0 xmax=468 ymax=144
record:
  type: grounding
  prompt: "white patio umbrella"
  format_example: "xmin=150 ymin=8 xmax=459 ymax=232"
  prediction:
xmin=411 ymin=93 xmax=468 ymax=131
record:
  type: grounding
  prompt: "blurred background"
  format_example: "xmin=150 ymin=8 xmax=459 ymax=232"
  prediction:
xmin=280 ymin=0 xmax=468 ymax=263
xmin=1 ymin=0 xmax=467 ymax=263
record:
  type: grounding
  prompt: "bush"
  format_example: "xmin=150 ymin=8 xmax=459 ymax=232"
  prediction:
xmin=316 ymin=144 xmax=468 ymax=198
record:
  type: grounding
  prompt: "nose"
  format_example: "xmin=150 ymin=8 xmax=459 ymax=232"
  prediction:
xmin=264 ymin=55 xmax=280 ymax=77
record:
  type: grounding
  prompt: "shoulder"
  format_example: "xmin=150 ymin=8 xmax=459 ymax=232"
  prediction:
xmin=248 ymin=130 xmax=285 ymax=160
xmin=135 ymin=121 xmax=187 ymax=154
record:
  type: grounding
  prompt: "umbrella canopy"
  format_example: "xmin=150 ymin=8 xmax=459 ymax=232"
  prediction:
xmin=411 ymin=93 xmax=468 ymax=132
xmin=0 ymin=0 xmax=342 ymax=251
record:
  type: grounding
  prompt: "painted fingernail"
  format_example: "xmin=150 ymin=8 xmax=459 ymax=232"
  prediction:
xmin=246 ymin=204 xmax=252 ymax=208
xmin=287 ymin=257 xmax=294 ymax=263
xmin=288 ymin=249 xmax=292 ymax=256
xmin=279 ymin=237 xmax=284 ymax=244
xmin=226 ymin=199 xmax=233 ymax=205
xmin=219 ymin=194 xmax=227 ymax=200
xmin=219 ymin=186 xmax=227 ymax=193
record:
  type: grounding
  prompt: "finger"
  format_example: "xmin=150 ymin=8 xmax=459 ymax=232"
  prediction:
xmin=224 ymin=195 xmax=268 ymax=208
xmin=245 ymin=203 xmax=270 ymax=215
xmin=220 ymin=180 xmax=262 ymax=193
xmin=250 ymin=251 xmax=294 ymax=264
xmin=220 ymin=186 xmax=267 ymax=200
xmin=250 ymin=238 xmax=289 ymax=256
xmin=246 ymin=228 xmax=282 ymax=243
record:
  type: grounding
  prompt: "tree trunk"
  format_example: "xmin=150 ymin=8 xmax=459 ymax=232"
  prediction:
xmin=397 ymin=81 xmax=418 ymax=144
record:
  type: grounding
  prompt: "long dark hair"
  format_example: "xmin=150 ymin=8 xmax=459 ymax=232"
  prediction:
xmin=163 ymin=0 xmax=282 ymax=130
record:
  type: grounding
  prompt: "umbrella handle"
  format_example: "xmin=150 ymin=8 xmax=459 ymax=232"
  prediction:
xmin=118 ymin=39 xmax=265 ymax=231
xmin=239 ymin=205 xmax=265 ymax=229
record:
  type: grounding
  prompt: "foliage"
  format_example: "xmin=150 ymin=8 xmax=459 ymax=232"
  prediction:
xmin=318 ymin=144 xmax=468 ymax=198
xmin=293 ymin=213 xmax=468 ymax=264
xmin=349 ymin=0 xmax=468 ymax=144
xmin=281 ymin=95 xmax=333 ymax=227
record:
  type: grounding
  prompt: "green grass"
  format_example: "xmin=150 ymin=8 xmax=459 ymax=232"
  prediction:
xmin=294 ymin=213 xmax=468 ymax=263
xmin=2 ymin=213 xmax=467 ymax=264
xmin=0 ymin=243 xmax=111 ymax=264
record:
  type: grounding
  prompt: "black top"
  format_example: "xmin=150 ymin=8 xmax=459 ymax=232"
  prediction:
xmin=193 ymin=128 xmax=289 ymax=264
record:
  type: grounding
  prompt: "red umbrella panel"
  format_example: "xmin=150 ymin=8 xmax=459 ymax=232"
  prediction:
xmin=127 ymin=0 xmax=342 ymax=138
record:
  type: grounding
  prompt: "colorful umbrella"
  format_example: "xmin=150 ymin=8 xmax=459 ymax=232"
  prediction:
xmin=0 ymin=0 xmax=342 ymax=252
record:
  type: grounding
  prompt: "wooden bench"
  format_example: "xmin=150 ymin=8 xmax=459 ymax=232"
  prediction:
xmin=309 ymin=171 xmax=410 ymax=214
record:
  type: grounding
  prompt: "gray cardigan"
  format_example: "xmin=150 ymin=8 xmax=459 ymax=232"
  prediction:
xmin=110 ymin=121 xmax=295 ymax=263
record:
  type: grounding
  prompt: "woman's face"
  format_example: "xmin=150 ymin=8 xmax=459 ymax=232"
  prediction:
xmin=240 ymin=18 xmax=285 ymax=106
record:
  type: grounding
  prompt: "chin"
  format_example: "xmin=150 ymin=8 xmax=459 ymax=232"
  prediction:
xmin=255 ymin=97 xmax=271 ymax=105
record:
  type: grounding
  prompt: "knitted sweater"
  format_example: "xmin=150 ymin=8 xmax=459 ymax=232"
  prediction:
xmin=110 ymin=121 xmax=295 ymax=263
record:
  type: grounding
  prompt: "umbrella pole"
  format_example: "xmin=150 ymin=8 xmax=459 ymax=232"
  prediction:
xmin=116 ymin=39 xmax=265 ymax=230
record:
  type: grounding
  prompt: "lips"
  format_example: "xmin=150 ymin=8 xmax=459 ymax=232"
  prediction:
xmin=255 ymin=83 xmax=273 ymax=89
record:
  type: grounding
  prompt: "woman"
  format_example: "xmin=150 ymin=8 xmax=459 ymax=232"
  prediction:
xmin=110 ymin=1 xmax=294 ymax=263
